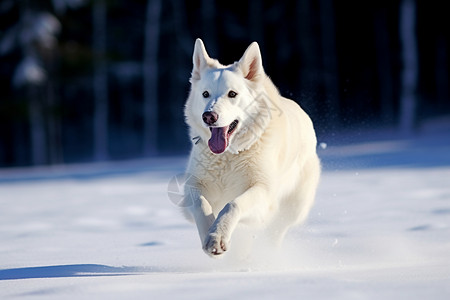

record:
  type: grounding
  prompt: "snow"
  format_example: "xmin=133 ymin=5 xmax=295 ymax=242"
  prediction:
xmin=1 ymin=128 xmax=450 ymax=299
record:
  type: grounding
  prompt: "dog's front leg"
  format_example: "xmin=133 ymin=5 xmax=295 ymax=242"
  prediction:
xmin=203 ymin=185 xmax=267 ymax=257
xmin=189 ymin=193 xmax=215 ymax=246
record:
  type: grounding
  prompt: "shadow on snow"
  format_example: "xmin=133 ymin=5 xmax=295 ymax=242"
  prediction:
xmin=0 ymin=264 xmax=157 ymax=280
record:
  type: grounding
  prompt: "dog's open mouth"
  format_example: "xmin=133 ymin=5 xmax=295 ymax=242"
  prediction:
xmin=208 ymin=120 xmax=239 ymax=154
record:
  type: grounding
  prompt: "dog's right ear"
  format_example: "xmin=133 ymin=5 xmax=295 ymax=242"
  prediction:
xmin=238 ymin=42 xmax=264 ymax=82
xmin=191 ymin=38 xmax=211 ymax=81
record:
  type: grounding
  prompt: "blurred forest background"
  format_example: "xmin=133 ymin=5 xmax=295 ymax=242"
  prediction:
xmin=0 ymin=0 xmax=449 ymax=167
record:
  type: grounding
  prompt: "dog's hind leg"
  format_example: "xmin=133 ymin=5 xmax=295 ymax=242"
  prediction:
xmin=266 ymin=220 xmax=292 ymax=247
xmin=268 ymin=155 xmax=321 ymax=246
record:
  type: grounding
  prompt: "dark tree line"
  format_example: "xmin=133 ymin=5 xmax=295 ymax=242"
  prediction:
xmin=0 ymin=0 xmax=449 ymax=167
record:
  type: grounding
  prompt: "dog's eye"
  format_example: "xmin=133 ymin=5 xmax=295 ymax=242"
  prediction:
xmin=202 ymin=91 xmax=210 ymax=98
xmin=228 ymin=91 xmax=237 ymax=98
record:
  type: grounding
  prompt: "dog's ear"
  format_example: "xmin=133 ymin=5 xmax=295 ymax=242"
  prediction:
xmin=238 ymin=42 xmax=264 ymax=82
xmin=191 ymin=38 xmax=211 ymax=81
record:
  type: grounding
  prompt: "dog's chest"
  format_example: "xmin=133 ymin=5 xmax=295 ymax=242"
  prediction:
xmin=193 ymin=147 xmax=251 ymax=209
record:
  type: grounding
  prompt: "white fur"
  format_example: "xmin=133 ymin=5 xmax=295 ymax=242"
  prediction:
xmin=183 ymin=39 xmax=321 ymax=257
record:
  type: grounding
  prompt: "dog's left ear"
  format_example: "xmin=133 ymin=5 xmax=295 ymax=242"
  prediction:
xmin=191 ymin=38 xmax=212 ymax=81
xmin=238 ymin=42 xmax=264 ymax=82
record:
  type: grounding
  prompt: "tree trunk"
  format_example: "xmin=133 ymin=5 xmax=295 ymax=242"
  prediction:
xmin=435 ymin=36 xmax=449 ymax=111
xmin=374 ymin=8 xmax=395 ymax=125
xmin=143 ymin=0 xmax=161 ymax=156
xmin=201 ymin=0 xmax=217 ymax=56
xmin=28 ymin=86 xmax=47 ymax=165
xmin=93 ymin=0 xmax=109 ymax=160
xmin=319 ymin=0 xmax=339 ymax=126
xmin=399 ymin=0 xmax=418 ymax=135
xmin=169 ymin=0 xmax=191 ymax=150
xmin=249 ymin=0 xmax=264 ymax=48
xmin=296 ymin=0 xmax=321 ymax=113
xmin=45 ymin=45 xmax=63 ymax=164
xmin=19 ymin=0 xmax=48 ymax=165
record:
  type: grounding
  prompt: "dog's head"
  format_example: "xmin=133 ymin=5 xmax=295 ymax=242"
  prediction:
xmin=185 ymin=39 xmax=271 ymax=155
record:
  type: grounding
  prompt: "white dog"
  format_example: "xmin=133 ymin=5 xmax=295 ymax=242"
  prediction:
xmin=182 ymin=39 xmax=320 ymax=257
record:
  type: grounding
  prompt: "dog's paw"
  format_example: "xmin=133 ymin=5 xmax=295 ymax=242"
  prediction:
xmin=203 ymin=232 xmax=229 ymax=257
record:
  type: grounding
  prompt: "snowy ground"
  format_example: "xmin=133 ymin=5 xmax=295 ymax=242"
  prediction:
xmin=1 ymin=125 xmax=450 ymax=299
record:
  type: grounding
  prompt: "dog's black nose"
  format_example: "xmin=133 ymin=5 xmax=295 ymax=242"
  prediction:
xmin=202 ymin=111 xmax=218 ymax=125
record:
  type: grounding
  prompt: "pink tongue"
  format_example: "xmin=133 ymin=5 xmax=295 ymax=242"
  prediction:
xmin=208 ymin=126 xmax=228 ymax=154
